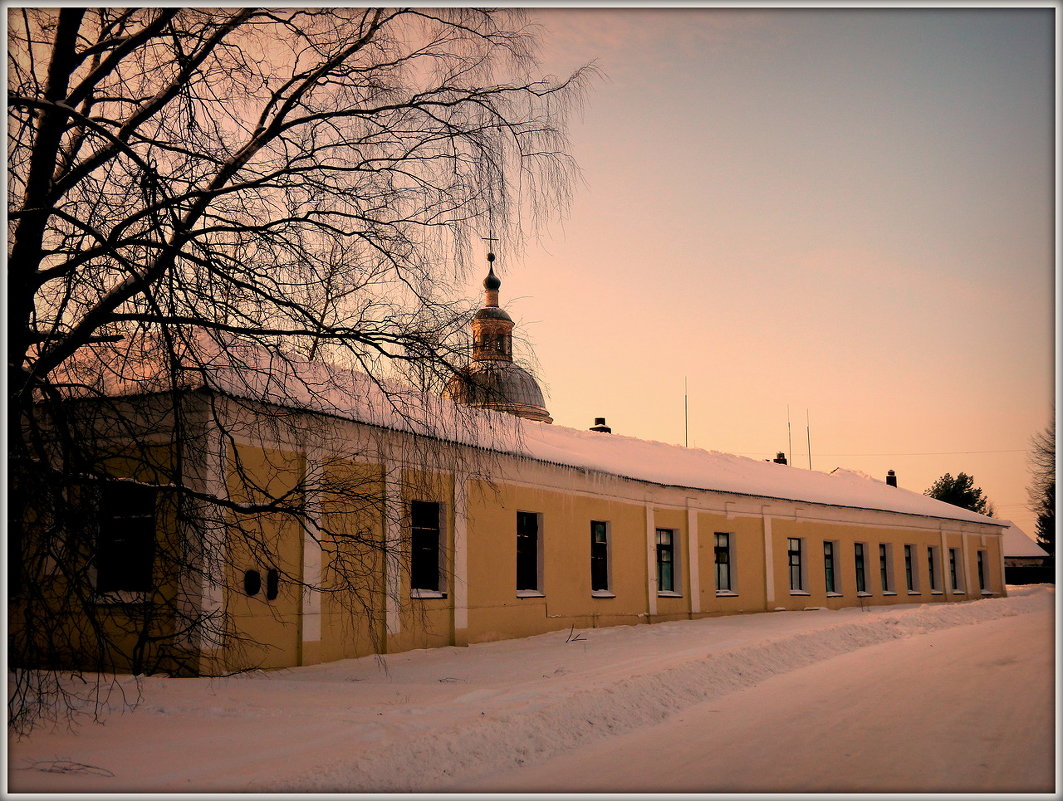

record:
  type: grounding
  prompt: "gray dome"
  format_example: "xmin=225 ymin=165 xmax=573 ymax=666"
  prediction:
xmin=444 ymin=360 xmax=552 ymax=423
xmin=473 ymin=306 xmax=513 ymax=322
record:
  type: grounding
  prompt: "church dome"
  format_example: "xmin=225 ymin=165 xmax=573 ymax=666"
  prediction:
xmin=444 ymin=361 xmax=553 ymax=424
xmin=446 ymin=258 xmax=552 ymax=424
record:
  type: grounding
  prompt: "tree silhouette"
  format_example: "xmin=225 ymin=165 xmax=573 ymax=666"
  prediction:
xmin=8 ymin=8 xmax=589 ymax=733
xmin=924 ymin=472 xmax=994 ymax=517
xmin=1026 ymin=425 xmax=1055 ymax=555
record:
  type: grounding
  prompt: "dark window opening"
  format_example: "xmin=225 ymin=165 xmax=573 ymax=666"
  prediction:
xmin=977 ymin=550 xmax=987 ymax=591
xmin=823 ymin=541 xmax=836 ymax=594
xmin=411 ymin=501 xmax=442 ymax=592
xmin=265 ymin=568 xmax=280 ymax=600
xmin=855 ymin=543 xmax=867 ymax=593
xmin=904 ymin=544 xmax=915 ymax=592
xmin=97 ymin=482 xmax=156 ymax=594
xmin=715 ymin=533 xmax=732 ymax=592
xmin=243 ymin=569 xmax=262 ymax=596
xmin=590 ymin=521 xmax=609 ymax=591
xmin=517 ymin=511 xmax=540 ymax=592
xmin=879 ymin=543 xmax=892 ymax=592
xmin=656 ymin=528 xmax=675 ymax=592
xmin=788 ymin=537 xmax=803 ymax=591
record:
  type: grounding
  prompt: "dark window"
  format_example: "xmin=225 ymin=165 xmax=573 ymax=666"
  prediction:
xmin=590 ymin=521 xmax=609 ymax=591
xmin=265 ymin=568 xmax=280 ymax=600
xmin=656 ymin=528 xmax=674 ymax=592
xmin=788 ymin=537 xmax=804 ymax=591
xmin=904 ymin=544 xmax=916 ymax=592
xmin=977 ymin=550 xmax=987 ymax=591
xmin=715 ymin=533 xmax=732 ymax=592
xmin=243 ymin=569 xmax=262 ymax=596
xmin=879 ymin=543 xmax=892 ymax=592
xmin=517 ymin=511 xmax=540 ymax=592
xmin=97 ymin=482 xmax=156 ymax=593
xmin=823 ymin=541 xmax=836 ymax=594
xmin=928 ymin=546 xmax=940 ymax=591
xmin=855 ymin=543 xmax=867 ymax=593
xmin=411 ymin=501 xmax=442 ymax=592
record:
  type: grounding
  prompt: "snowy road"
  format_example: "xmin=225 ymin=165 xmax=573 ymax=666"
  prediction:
xmin=458 ymin=605 xmax=1056 ymax=793
xmin=7 ymin=586 xmax=1056 ymax=794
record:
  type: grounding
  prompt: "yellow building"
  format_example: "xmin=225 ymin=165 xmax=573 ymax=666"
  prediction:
xmin=18 ymin=268 xmax=1006 ymax=676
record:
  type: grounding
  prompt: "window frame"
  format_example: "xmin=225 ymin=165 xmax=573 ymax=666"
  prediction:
xmin=516 ymin=511 xmax=544 ymax=596
xmin=590 ymin=520 xmax=613 ymax=596
xmin=927 ymin=545 xmax=943 ymax=593
xmin=823 ymin=540 xmax=840 ymax=595
xmin=714 ymin=532 xmax=736 ymax=595
xmin=410 ymin=500 xmax=446 ymax=598
xmin=977 ymin=549 xmax=989 ymax=594
xmin=655 ymin=528 xmax=680 ymax=595
xmin=904 ymin=543 xmax=919 ymax=594
xmin=948 ymin=547 xmax=964 ymax=593
xmin=788 ymin=537 xmax=806 ymax=594
xmin=855 ymin=542 xmax=869 ymax=595
xmin=94 ymin=481 xmax=158 ymax=601
xmin=879 ymin=543 xmax=895 ymax=594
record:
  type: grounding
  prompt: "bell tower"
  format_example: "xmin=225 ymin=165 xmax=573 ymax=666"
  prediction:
xmin=443 ymin=247 xmax=553 ymax=424
xmin=471 ymin=258 xmax=514 ymax=362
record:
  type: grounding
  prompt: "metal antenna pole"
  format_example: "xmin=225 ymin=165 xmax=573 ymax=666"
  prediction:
xmin=684 ymin=377 xmax=689 ymax=448
xmin=787 ymin=405 xmax=793 ymax=465
xmin=806 ymin=409 xmax=812 ymax=470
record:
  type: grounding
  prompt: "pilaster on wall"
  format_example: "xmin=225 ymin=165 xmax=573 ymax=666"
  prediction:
xmin=645 ymin=503 xmax=657 ymax=617
xmin=192 ymin=423 xmax=228 ymax=673
xmin=452 ymin=473 xmax=469 ymax=641
xmin=761 ymin=509 xmax=775 ymax=604
xmin=301 ymin=448 xmax=324 ymax=663
xmin=687 ymin=502 xmax=700 ymax=614
xmin=383 ymin=458 xmax=402 ymax=637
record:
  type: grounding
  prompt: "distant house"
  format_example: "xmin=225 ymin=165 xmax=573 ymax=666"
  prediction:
xmin=1001 ymin=521 xmax=1053 ymax=585
xmin=14 ymin=267 xmax=1009 ymax=676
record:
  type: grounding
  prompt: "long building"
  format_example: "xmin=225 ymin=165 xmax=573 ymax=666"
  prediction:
xmin=17 ymin=266 xmax=1006 ymax=675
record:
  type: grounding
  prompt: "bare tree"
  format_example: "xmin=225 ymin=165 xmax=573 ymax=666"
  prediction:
xmin=8 ymin=7 xmax=588 ymax=734
xmin=1027 ymin=424 xmax=1054 ymax=556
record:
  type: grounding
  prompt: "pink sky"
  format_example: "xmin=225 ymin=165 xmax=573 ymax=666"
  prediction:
xmin=479 ymin=8 xmax=1053 ymax=537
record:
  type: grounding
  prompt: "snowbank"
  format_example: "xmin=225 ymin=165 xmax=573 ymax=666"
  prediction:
xmin=8 ymin=586 xmax=1054 ymax=793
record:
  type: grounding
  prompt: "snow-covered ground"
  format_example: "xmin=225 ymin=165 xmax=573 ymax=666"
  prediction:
xmin=7 ymin=585 xmax=1057 ymax=795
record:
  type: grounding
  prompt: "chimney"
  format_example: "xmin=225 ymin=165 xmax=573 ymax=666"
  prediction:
xmin=590 ymin=417 xmax=612 ymax=433
xmin=773 ymin=452 xmax=788 ymax=465
xmin=886 ymin=470 xmax=897 ymax=487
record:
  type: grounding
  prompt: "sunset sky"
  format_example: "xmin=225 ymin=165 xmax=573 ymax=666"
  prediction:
xmin=480 ymin=7 xmax=1054 ymax=536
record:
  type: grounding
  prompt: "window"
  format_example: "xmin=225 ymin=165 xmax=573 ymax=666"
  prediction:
xmin=97 ymin=482 xmax=157 ymax=594
xmin=715 ymin=532 xmax=734 ymax=593
xmin=855 ymin=543 xmax=867 ymax=593
xmin=517 ymin=511 xmax=542 ymax=593
xmin=879 ymin=543 xmax=894 ymax=593
xmin=977 ymin=550 xmax=988 ymax=592
xmin=948 ymin=547 xmax=963 ymax=592
xmin=823 ymin=541 xmax=838 ymax=594
xmin=411 ymin=501 xmax=442 ymax=593
xmin=928 ymin=545 xmax=941 ymax=592
xmin=590 ymin=520 xmax=610 ymax=592
xmin=788 ymin=537 xmax=805 ymax=592
xmin=656 ymin=528 xmax=676 ymax=593
xmin=904 ymin=544 xmax=918 ymax=593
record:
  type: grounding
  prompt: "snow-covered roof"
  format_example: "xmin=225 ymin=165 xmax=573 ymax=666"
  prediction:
xmin=999 ymin=521 xmax=1049 ymax=557
xmin=58 ymin=329 xmax=1004 ymax=528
